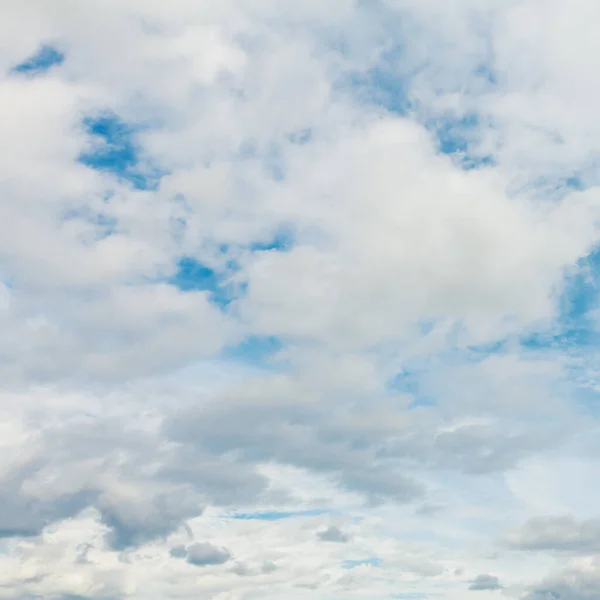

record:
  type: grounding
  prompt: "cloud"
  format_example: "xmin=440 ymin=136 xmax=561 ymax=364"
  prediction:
xmin=168 ymin=541 xmax=232 ymax=568
xmin=232 ymin=510 xmax=328 ymax=521
xmin=522 ymin=566 xmax=600 ymax=600
xmin=169 ymin=545 xmax=188 ymax=559
xmin=318 ymin=526 xmax=350 ymax=543
xmin=97 ymin=488 xmax=204 ymax=551
xmin=506 ymin=517 xmax=600 ymax=554
xmin=469 ymin=574 xmax=502 ymax=591
xmin=3 ymin=0 xmax=600 ymax=598
xmin=162 ymin=370 xmax=426 ymax=502
xmin=185 ymin=542 xmax=232 ymax=567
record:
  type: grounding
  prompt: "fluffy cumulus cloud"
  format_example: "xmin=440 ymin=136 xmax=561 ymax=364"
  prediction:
xmin=2 ymin=0 xmax=600 ymax=599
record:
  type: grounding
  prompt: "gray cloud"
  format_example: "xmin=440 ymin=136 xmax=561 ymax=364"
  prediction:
xmin=318 ymin=526 xmax=350 ymax=543
xmin=469 ymin=574 xmax=502 ymax=591
xmin=262 ymin=561 xmax=278 ymax=574
xmin=522 ymin=568 xmax=600 ymax=600
xmin=231 ymin=562 xmax=252 ymax=576
xmin=98 ymin=489 xmax=204 ymax=551
xmin=169 ymin=545 xmax=188 ymax=559
xmin=59 ymin=596 xmax=117 ymax=600
xmin=415 ymin=503 xmax=444 ymax=517
xmin=157 ymin=447 xmax=269 ymax=506
xmin=0 ymin=405 xmax=273 ymax=551
xmin=506 ymin=516 xmax=600 ymax=554
xmin=523 ymin=593 xmax=562 ymax=600
xmin=162 ymin=370 xmax=557 ymax=509
xmin=186 ymin=542 xmax=232 ymax=567
xmin=162 ymin=378 xmax=426 ymax=503
xmin=431 ymin=424 xmax=555 ymax=475
xmin=0 ymin=364 xmax=571 ymax=568
xmin=0 ymin=479 xmax=97 ymax=541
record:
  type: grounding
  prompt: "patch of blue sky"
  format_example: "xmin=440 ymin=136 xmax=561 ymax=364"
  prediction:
xmin=169 ymin=225 xmax=294 ymax=310
xmin=249 ymin=226 xmax=295 ymax=253
xmin=565 ymin=174 xmax=585 ymax=191
xmin=519 ymin=328 xmax=600 ymax=352
xmin=427 ymin=112 xmax=495 ymax=170
xmin=12 ymin=45 xmax=64 ymax=75
xmin=391 ymin=594 xmax=429 ymax=600
xmin=172 ymin=257 xmax=220 ymax=292
xmin=342 ymin=44 xmax=413 ymax=116
xmin=193 ymin=229 xmax=293 ymax=277
xmin=562 ymin=248 xmax=600 ymax=319
xmin=342 ymin=557 xmax=382 ymax=569
xmin=386 ymin=369 xmax=436 ymax=409
xmin=228 ymin=509 xmax=329 ymax=521
xmin=169 ymin=256 xmax=238 ymax=309
xmin=341 ymin=32 xmax=499 ymax=170
xmin=79 ymin=112 xmax=166 ymax=190
xmin=347 ymin=84 xmax=495 ymax=171
xmin=221 ymin=336 xmax=284 ymax=366
xmin=467 ymin=250 xmax=600 ymax=419
xmin=518 ymin=247 xmax=600 ymax=351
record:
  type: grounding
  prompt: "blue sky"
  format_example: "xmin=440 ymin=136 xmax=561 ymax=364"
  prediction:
xmin=79 ymin=112 xmax=165 ymax=190
xmin=12 ymin=44 xmax=64 ymax=74
xmin=2 ymin=2 xmax=600 ymax=600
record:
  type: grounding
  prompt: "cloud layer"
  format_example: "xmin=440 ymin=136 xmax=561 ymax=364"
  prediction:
xmin=2 ymin=1 xmax=600 ymax=599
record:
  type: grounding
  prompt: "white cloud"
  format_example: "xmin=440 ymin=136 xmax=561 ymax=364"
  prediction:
xmin=2 ymin=0 xmax=600 ymax=598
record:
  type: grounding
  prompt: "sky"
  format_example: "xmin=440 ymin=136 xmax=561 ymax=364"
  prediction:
xmin=1 ymin=1 xmax=600 ymax=599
